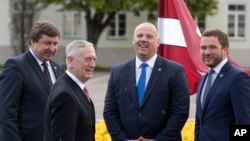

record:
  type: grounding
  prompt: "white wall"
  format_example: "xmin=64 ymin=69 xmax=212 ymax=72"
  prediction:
xmin=0 ymin=0 xmax=15 ymax=64
xmin=0 ymin=1 xmax=249 ymax=67
xmin=206 ymin=0 xmax=250 ymax=67
xmin=0 ymin=0 xmax=11 ymax=46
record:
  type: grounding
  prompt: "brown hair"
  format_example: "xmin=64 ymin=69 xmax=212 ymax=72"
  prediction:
xmin=28 ymin=20 xmax=60 ymax=45
xmin=202 ymin=29 xmax=229 ymax=48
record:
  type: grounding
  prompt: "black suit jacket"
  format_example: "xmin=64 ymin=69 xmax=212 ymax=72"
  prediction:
xmin=0 ymin=51 xmax=63 ymax=141
xmin=44 ymin=73 xmax=95 ymax=141
xmin=103 ymin=55 xmax=190 ymax=141
xmin=195 ymin=61 xmax=250 ymax=141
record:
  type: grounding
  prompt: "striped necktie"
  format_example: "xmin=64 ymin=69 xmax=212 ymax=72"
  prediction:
xmin=201 ymin=69 xmax=215 ymax=108
xmin=42 ymin=62 xmax=52 ymax=88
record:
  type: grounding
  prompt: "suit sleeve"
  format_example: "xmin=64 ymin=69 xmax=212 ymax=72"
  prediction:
xmin=154 ymin=66 xmax=190 ymax=141
xmin=103 ymin=69 xmax=128 ymax=141
xmin=230 ymin=72 xmax=250 ymax=123
xmin=48 ymin=90 xmax=78 ymax=141
xmin=0 ymin=59 xmax=23 ymax=141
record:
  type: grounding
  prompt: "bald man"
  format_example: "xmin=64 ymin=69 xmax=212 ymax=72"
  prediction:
xmin=103 ymin=22 xmax=190 ymax=141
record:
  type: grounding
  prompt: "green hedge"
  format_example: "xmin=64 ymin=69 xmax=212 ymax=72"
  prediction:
xmin=95 ymin=66 xmax=111 ymax=72
xmin=0 ymin=64 xmax=3 ymax=71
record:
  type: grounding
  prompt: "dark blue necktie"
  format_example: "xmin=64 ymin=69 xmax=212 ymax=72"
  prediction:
xmin=201 ymin=69 xmax=215 ymax=108
xmin=137 ymin=63 xmax=148 ymax=107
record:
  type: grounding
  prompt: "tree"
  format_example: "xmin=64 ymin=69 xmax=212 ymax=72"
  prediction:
xmin=10 ymin=0 xmax=38 ymax=55
xmin=185 ymin=0 xmax=218 ymax=18
xmin=32 ymin=0 xmax=217 ymax=51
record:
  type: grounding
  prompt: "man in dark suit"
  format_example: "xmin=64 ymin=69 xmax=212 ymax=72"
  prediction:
xmin=0 ymin=21 xmax=63 ymax=141
xmin=195 ymin=29 xmax=250 ymax=141
xmin=44 ymin=40 xmax=96 ymax=141
xmin=103 ymin=22 xmax=190 ymax=141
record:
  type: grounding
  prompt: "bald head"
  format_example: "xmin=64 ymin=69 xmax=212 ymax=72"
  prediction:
xmin=132 ymin=22 xmax=160 ymax=61
xmin=134 ymin=22 xmax=159 ymax=39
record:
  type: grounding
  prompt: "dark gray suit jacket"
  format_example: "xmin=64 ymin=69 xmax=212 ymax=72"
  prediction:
xmin=195 ymin=61 xmax=250 ymax=141
xmin=103 ymin=55 xmax=190 ymax=141
xmin=0 ymin=51 xmax=63 ymax=141
xmin=44 ymin=73 xmax=95 ymax=141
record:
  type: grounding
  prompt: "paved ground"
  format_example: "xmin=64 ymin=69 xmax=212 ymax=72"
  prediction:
xmin=87 ymin=72 xmax=197 ymax=120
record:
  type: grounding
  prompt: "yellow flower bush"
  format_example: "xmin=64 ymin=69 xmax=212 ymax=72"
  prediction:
xmin=95 ymin=120 xmax=195 ymax=141
xmin=181 ymin=120 xmax=195 ymax=141
xmin=95 ymin=121 xmax=111 ymax=141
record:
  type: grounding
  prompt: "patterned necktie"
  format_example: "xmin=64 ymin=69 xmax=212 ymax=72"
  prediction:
xmin=137 ymin=63 xmax=148 ymax=107
xmin=42 ymin=62 xmax=52 ymax=88
xmin=83 ymin=87 xmax=90 ymax=102
xmin=201 ymin=69 xmax=215 ymax=108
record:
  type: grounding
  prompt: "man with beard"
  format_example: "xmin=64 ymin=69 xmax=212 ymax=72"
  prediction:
xmin=195 ymin=29 xmax=250 ymax=141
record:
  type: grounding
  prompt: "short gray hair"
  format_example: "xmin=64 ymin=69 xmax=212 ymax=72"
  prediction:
xmin=66 ymin=40 xmax=94 ymax=57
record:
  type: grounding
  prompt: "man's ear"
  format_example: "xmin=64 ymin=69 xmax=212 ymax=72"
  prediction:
xmin=66 ymin=56 xmax=73 ymax=67
xmin=224 ymin=46 xmax=229 ymax=55
xmin=30 ymin=39 xmax=35 ymax=45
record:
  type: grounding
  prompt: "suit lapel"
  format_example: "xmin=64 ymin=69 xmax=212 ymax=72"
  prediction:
xmin=89 ymin=100 xmax=96 ymax=120
xmin=123 ymin=60 xmax=138 ymax=107
xmin=197 ymin=75 xmax=206 ymax=113
xmin=202 ymin=62 xmax=231 ymax=113
xmin=50 ymin=61 xmax=62 ymax=78
xmin=141 ymin=56 xmax=164 ymax=108
xmin=25 ymin=51 xmax=51 ymax=93
xmin=64 ymin=74 xmax=95 ymax=122
xmin=75 ymin=87 xmax=95 ymax=121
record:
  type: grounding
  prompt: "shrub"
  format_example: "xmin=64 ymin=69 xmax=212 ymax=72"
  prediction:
xmin=95 ymin=120 xmax=195 ymax=141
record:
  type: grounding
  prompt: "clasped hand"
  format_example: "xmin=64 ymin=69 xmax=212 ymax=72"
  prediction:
xmin=127 ymin=136 xmax=154 ymax=141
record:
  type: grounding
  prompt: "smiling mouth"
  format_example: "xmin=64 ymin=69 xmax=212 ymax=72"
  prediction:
xmin=139 ymin=44 xmax=148 ymax=48
xmin=86 ymin=70 xmax=93 ymax=73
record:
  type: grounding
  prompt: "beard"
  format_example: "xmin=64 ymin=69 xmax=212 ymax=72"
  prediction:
xmin=203 ymin=55 xmax=224 ymax=68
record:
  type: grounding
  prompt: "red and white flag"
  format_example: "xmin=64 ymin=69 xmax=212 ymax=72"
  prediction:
xmin=158 ymin=0 xmax=250 ymax=94
xmin=158 ymin=0 xmax=207 ymax=94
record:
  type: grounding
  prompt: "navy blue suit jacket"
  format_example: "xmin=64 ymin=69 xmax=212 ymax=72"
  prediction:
xmin=0 ymin=51 xmax=63 ymax=141
xmin=103 ymin=55 xmax=190 ymax=141
xmin=195 ymin=61 xmax=250 ymax=141
xmin=44 ymin=73 xmax=95 ymax=141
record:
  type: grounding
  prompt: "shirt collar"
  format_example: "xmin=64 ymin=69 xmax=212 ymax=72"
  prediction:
xmin=29 ymin=48 xmax=50 ymax=65
xmin=136 ymin=54 xmax=157 ymax=69
xmin=210 ymin=58 xmax=228 ymax=74
xmin=66 ymin=70 xmax=86 ymax=90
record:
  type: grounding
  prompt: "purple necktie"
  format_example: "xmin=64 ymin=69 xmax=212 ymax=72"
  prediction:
xmin=83 ymin=87 xmax=90 ymax=102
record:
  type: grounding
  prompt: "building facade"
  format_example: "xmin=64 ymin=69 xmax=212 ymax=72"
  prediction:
xmin=0 ymin=0 xmax=249 ymax=67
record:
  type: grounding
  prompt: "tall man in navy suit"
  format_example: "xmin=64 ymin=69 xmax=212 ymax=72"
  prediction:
xmin=103 ymin=22 xmax=190 ymax=141
xmin=44 ymin=40 xmax=97 ymax=141
xmin=195 ymin=29 xmax=250 ymax=141
xmin=0 ymin=20 xmax=64 ymax=141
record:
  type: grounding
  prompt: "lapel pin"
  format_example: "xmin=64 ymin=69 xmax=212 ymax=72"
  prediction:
xmin=219 ymin=74 xmax=223 ymax=78
xmin=158 ymin=68 xmax=162 ymax=71
xmin=54 ymin=66 xmax=57 ymax=70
